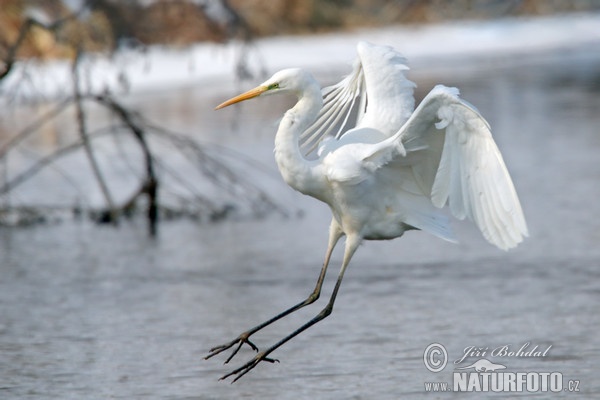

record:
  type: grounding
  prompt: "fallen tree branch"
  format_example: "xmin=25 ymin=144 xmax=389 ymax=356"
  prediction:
xmin=72 ymin=48 xmax=118 ymax=224
xmin=0 ymin=98 xmax=72 ymax=160
xmin=92 ymin=93 xmax=159 ymax=235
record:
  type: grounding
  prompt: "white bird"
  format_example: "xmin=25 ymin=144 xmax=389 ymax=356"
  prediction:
xmin=206 ymin=41 xmax=528 ymax=382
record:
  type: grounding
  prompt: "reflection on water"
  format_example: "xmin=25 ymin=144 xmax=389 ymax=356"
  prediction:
xmin=1 ymin=47 xmax=600 ymax=399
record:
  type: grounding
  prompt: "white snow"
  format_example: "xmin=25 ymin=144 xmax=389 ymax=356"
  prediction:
xmin=1 ymin=12 xmax=600 ymax=101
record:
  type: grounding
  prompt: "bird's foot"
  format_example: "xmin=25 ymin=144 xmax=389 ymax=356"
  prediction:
xmin=205 ymin=332 xmax=259 ymax=364
xmin=220 ymin=351 xmax=279 ymax=383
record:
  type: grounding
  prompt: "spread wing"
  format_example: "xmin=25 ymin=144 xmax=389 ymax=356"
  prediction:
xmin=300 ymin=41 xmax=416 ymax=155
xmin=373 ymin=85 xmax=528 ymax=250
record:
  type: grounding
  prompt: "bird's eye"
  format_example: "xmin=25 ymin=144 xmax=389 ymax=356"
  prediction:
xmin=268 ymin=83 xmax=280 ymax=90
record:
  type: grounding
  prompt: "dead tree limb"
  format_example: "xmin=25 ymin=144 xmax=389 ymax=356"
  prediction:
xmin=72 ymin=49 xmax=117 ymax=224
xmin=0 ymin=99 xmax=72 ymax=159
xmin=1 ymin=18 xmax=40 ymax=81
xmin=1 ymin=10 xmax=85 ymax=82
xmin=93 ymin=93 xmax=159 ymax=236
xmin=0 ymin=131 xmax=106 ymax=196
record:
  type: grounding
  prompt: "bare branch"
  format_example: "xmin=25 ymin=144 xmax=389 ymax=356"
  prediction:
xmin=71 ymin=48 xmax=117 ymax=224
xmin=0 ymin=98 xmax=72 ymax=160
xmin=92 ymin=93 xmax=159 ymax=235
xmin=1 ymin=9 xmax=86 ymax=81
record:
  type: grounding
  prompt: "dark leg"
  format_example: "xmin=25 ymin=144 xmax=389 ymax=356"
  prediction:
xmin=205 ymin=220 xmax=343 ymax=363
xmin=220 ymin=234 xmax=361 ymax=382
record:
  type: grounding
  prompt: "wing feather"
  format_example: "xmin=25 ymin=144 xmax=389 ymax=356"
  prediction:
xmin=300 ymin=41 xmax=415 ymax=156
xmin=300 ymin=59 xmax=365 ymax=154
xmin=382 ymin=85 xmax=527 ymax=250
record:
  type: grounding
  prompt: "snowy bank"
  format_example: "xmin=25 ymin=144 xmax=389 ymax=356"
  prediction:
xmin=1 ymin=12 xmax=600 ymax=101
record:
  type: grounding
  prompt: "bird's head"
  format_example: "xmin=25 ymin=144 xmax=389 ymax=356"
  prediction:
xmin=215 ymin=68 xmax=314 ymax=110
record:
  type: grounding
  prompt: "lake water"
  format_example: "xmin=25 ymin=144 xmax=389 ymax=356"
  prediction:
xmin=1 ymin=44 xmax=600 ymax=399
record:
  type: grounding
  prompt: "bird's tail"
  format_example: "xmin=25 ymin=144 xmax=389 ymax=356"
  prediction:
xmin=399 ymin=194 xmax=457 ymax=243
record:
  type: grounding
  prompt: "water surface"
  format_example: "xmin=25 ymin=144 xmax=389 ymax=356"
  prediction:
xmin=1 ymin=46 xmax=600 ymax=399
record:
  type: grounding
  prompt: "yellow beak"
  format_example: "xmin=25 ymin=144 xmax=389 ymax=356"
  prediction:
xmin=215 ymin=85 xmax=268 ymax=110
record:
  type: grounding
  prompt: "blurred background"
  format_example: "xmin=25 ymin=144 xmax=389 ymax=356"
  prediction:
xmin=1 ymin=1 xmax=599 ymax=399
xmin=2 ymin=0 xmax=600 ymax=57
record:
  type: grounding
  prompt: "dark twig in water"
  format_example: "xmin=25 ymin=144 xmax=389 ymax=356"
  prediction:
xmin=71 ymin=48 xmax=118 ymax=225
xmin=92 ymin=94 xmax=159 ymax=236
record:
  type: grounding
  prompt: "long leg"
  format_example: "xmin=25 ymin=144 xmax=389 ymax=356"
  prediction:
xmin=221 ymin=233 xmax=362 ymax=382
xmin=206 ymin=220 xmax=343 ymax=363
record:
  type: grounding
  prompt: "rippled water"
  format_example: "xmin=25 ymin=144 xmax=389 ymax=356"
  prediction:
xmin=1 ymin=46 xmax=600 ymax=399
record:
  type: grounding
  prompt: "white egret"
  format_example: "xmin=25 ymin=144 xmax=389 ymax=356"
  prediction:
xmin=206 ymin=41 xmax=527 ymax=382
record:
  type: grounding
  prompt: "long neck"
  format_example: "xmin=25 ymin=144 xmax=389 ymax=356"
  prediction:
xmin=274 ymin=84 xmax=323 ymax=196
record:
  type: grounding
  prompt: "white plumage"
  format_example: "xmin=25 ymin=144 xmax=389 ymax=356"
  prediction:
xmin=208 ymin=41 xmax=528 ymax=381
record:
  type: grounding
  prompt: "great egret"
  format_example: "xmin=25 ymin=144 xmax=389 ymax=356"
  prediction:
xmin=206 ymin=41 xmax=527 ymax=382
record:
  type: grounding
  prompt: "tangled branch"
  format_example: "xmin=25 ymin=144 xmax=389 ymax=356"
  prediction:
xmin=0 ymin=2 xmax=288 ymax=233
